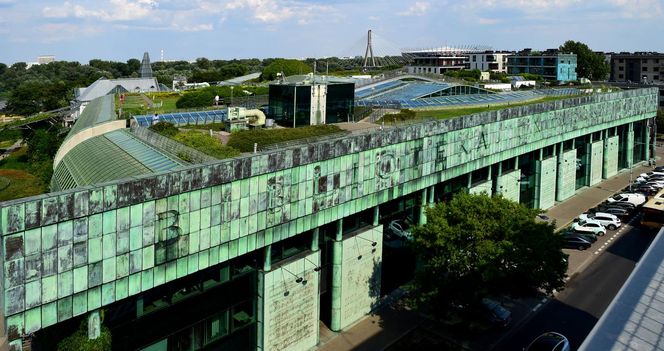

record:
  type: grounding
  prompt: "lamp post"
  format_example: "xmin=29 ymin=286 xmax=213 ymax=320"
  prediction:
xmin=230 ymin=86 xmax=234 ymax=106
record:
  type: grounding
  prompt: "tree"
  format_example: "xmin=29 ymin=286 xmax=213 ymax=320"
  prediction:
xmin=559 ymin=40 xmax=610 ymax=81
xmin=657 ymin=109 xmax=664 ymax=136
xmin=260 ymin=59 xmax=312 ymax=81
xmin=410 ymin=192 xmax=567 ymax=320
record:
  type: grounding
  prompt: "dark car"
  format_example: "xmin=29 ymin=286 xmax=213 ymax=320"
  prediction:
xmin=565 ymin=229 xmax=597 ymax=242
xmin=525 ymin=332 xmax=570 ymax=351
xmin=481 ymin=298 xmax=512 ymax=327
xmin=595 ymin=207 xmax=630 ymax=220
xmin=599 ymin=201 xmax=636 ymax=211
xmin=654 ymin=166 xmax=664 ymax=172
xmin=634 ymin=185 xmax=658 ymax=196
xmin=562 ymin=234 xmax=592 ymax=250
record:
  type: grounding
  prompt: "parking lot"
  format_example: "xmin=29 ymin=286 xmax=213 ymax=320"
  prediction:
xmin=549 ymin=160 xmax=660 ymax=279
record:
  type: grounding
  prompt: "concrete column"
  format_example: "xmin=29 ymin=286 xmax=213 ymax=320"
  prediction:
xmin=372 ymin=207 xmax=379 ymax=226
xmin=311 ymin=229 xmax=319 ymax=252
xmin=627 ymin=122 xmax=635 ymax=168
xmin=418 ymin=188 xmax=428 ymax=226
xmin=88 ymin=310 xmax=101 ymax=340
xmin=263 ymin=245 xmax=272 ymax=271
xmin=330 ymin=219 xmax=344 ymax=331
xmin=428 ymin=186 xmax=435 ymax=205
xmin=645 ymin=121 xmax=651 ymax=162
xmin=467 ymin=173 xmax=472 ymax=189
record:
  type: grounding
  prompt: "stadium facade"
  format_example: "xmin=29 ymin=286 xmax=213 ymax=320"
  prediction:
xmin=0 ymin=87 xmax=659 ymax=351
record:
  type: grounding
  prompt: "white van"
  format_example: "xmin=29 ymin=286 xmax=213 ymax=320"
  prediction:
xmin=578 ymin=212 xmax=621 ymax=230
xmin=607 ymin=193 xmax=646 ymax=206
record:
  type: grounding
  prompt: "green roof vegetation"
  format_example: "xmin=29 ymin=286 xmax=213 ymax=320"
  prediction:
xmin=173 ymin=131 xmax=241 ymax=159
xmin=116 ymin=92 xmax=182 ymax=118
xmin=0 ymin=169 xmax=45 ymax=201
xmin=227 ymin=125 xmax=348 ymax=152
xmin=376 ymin=95 xmax=579 ymax=124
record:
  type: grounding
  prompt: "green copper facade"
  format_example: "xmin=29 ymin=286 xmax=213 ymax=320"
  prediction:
xmin=0 ymin=88 xmax=658 ymax=351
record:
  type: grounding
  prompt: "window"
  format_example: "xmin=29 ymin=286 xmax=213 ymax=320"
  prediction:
xmin=643 ymin=66 xmax=648 ymax=71
xmin=655 ymin=75 xmax=660 ymax=81
xmin=643 ymin=59 xmax=648 ymax=63
xmin=619 ymin=74 xmax=624 ymax=79
xmin=472 ymin=55 xmax=476 ymax=62
xmin=618 ymin=66 xmax=624 ymax=71
xmin=654 ymin=67 xmax=660 ymax=72
xmin=618 ymin=59 xmax=624 ymax=63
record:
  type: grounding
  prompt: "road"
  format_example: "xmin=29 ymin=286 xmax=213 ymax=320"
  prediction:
xmin=493 ymin=223 xmax=657 ymax=351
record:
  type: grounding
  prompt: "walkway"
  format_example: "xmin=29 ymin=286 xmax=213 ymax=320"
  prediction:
xmin=316 ymin=154 xmax=662 ymax=351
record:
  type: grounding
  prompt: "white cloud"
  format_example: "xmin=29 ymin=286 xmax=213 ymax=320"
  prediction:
xmin=37 ymin=23 xmax=102 ymax=43
xmin=609 ymin=0 xmax=663 ymax=19
xmin=221 ymin=0 xmax=334 ymax=24
xmin=43 ymin=0 xmax=158 ymax=21
xmin=398 ymin=2 xmax=430 ymax=16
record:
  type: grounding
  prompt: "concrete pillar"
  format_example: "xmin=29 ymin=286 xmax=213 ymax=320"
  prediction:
xmin=311 ymin=228 xmax=319 ymax=252
xmin=263 ymin=245 xmax=272 ymax=271
xmin=330 ymin=219 xmax=343 ymax=331
xmin=645 ymin=121 xmax=651 ymax=162
xmin=428 ymin=186 xmax=435 ymax=205
xmin=418 ymin=188 xmax=428 ymax=226
xmin=373 ymin=207 xmax=379 ymax=226
xmin=88 ymin=310 xmax=101 ymax=340
xmin=627 ymin=122 xmax=635 ymax=168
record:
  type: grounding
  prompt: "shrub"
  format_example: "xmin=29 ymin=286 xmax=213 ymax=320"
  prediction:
xmin=182 ymin=122 xmax=226 ymax=131
xmin=57 ymin=320 xmax=112 ymax=351
xmin=227 ymin=125 xmax=345 ymax=152
xmin=149 ymin=121 xmax=179 ymax=137
xmin=174 ymin=131 xmax=240 ymax=159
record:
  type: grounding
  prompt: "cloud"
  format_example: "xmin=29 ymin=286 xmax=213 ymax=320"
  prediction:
xmin=37 ymin=23 xmax=103 ymax=43
xmin=43 ymin=0 xmax=158 ymax=21
xmin=398 ymin=2 xmax=430 ymax=16
xmin=221 ymin=0 xmax=334 ymax=24
xmin=609 ymin=0 xmax=663 ymax=19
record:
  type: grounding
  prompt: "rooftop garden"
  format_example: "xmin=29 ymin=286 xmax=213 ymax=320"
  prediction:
xmin=149 ymin=121 xmax=347 ymax=159
xmin=375 ymin=95 xmax=581 ymax=124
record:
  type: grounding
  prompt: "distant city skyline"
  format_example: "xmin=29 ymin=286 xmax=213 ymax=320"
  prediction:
xmin=1 ymin=0 xmax=663 ymax=64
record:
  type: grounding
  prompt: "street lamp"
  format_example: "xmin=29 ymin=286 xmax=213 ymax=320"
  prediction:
xmin=230 ymin=86 xmax=234 ymax=106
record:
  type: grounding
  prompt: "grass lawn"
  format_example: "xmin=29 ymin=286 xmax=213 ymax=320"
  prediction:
xmin=0 ymin=169 xmax=45 ymax=201
xmin=0 ymin=146 xmax=30 ymax=171
xmin=117 ymin=92 xmax=182 ymax=118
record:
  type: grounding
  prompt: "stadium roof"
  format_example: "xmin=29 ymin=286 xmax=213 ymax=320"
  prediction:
xmin=579 ymin=226 xmax=664 ymax=351
xmin=75 ymin=77 xmax=161 ymax=102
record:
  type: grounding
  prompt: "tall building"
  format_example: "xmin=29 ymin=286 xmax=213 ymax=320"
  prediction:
xmin=468 ymin=51 xmax=513 ymax=73
xmin=402 ymin=46 xmax=488 ymax=75
xmin=609 ymin=52 xmax=664 ymax=84
xmin=507 ymin=49 xmax=578 ymax=82
xmin=140 ymin=52 xmax=153 ymax=78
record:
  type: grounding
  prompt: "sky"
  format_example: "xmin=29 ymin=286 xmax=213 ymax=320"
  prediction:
xmin=1 ymin=0 xmax=663 ymax=64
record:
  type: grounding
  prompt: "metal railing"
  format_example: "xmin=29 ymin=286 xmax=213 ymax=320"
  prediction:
xmin=130 ymin=126 xmax=217 ymax=164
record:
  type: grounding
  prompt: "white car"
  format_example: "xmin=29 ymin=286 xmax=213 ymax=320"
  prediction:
xmin=386 ymin=220 xmax=412 ymax=240
xmin=572 ymin=219 xmax=606 ymax=236
xmin=607 ymin=193 xmax=646 ymax=206
xmin=578 ymin=212 xmax=621 ymax=230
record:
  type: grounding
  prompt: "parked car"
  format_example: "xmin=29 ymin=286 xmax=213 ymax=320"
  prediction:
xmin=634 ymin=185 xmax=659 ymax=196
xmin=562 ymin=234 xmax=593 ymax=250
xmin=599 ymin=200 xmax=637 ymax=212
xmin=525 ymin=332 xmax=570 ymax=351
xmin=591 ymin=206 xmax=630 ymax=220
xmin=607 ymin=193 xmax=647 ymax=206
xmin=578 ymin=212 xmax=621 ymax=230
xmin=572 ymin=219 xmax=607 ymax=236
xmin=653 ymin=166 xmax=664 ymax=172
xmin=481 ymin=298 xmax=512 ymax=327
xmin=640 ymin=171 xmax=664 ymax=178
xmin=386 ymin=220 xmax=412 ymax=241
xmin=565 ymin=230 xmax=597 ymax=242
